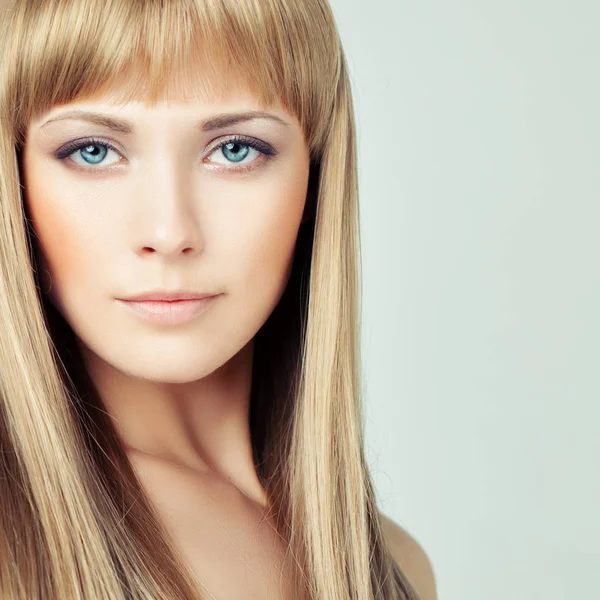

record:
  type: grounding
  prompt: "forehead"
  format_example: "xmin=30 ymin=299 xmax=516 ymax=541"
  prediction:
xmin=106 ymin=63 xmax=269 ymax=104
xmin=30 ymin=65 xmax=294 ymax=131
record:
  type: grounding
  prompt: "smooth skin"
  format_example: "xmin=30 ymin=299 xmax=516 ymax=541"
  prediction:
xmin=21 ymin=72 xmax=436 ymax=599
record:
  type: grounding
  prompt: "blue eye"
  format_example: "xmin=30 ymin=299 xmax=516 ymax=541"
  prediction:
xmin=54 ymin=138 xmax=121 ymax=168
xmin=60 ymin=140 xmax=121 ymax=167
xmin=212 ymin=140 xmax=254 ymax=165
xmin=204 ymin=136 xmax=276 ymax=170
xmin=54 ymin=135 xmax=277 ymax=172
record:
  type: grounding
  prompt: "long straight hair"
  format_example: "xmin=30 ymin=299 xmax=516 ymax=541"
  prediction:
xmin=0 ymin=1 xmax=421 ymax=598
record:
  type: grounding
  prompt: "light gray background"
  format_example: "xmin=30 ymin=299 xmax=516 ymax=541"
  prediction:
xmin=327 ymin=1 xmax=599 ymax=599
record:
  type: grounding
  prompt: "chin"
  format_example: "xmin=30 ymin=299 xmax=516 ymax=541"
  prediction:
xmin=81 ymin=333 xmax=247 ymax=385
xmin=108 ymin=348 xmax=227 ymax=383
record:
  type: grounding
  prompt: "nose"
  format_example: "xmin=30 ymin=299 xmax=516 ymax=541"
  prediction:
xmin=134 ymin=158 xmax=203 ymax=258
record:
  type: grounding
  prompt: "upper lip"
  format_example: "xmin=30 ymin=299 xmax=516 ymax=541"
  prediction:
xmin=118 ymin=290 xmax=219 ymax=302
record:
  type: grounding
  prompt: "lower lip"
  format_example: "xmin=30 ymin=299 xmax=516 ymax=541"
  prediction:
xmin=117 ymin=296 xmax=219 ymax=325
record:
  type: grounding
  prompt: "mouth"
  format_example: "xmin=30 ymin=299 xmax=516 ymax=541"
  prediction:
xmin=116 ymin=295 xmax=220 ymax=325
xmin=118 ymin=289 xmax=218 ymax=302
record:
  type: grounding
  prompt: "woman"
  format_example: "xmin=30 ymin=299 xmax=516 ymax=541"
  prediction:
xmin=0 ymin=0 xmax=437 ymax=598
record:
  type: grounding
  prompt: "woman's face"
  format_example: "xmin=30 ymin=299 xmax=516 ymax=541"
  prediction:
xmin=21 ymin=83 xmax=310 ymax=383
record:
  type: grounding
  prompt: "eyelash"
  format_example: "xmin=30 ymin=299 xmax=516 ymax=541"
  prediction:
xmin=54 ymin=135 xmax=277 ymax=173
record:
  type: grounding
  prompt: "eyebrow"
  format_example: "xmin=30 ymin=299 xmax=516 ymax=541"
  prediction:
xmin=39 ymin=109 xmax=291 ymax=133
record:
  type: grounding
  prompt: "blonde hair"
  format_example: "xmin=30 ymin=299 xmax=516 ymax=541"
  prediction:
xmin=0 ymin=0 xmax=421 ymax=598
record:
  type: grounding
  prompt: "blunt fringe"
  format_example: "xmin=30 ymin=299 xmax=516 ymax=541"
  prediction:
xmin=0 ymin=1 xmax=422 ymax=598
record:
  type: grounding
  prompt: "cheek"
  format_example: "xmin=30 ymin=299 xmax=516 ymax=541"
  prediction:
xmin=22 ymin=167 xmax=89 ymax=308
xmin=31 ymin=198 xmax=79 ymax=271
xmin=231 ymin=166 xmax=309 ymax=299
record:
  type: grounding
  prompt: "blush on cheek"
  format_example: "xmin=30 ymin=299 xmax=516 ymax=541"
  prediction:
xmin=26 ymin=194 xmax=81 ymax=305
xmin=246 ymin=210 xmax=302 ymax=304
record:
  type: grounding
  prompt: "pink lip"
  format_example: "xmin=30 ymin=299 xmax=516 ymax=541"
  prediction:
xmin=117 ymin=296 xmax=219 ymax=325
xmin=119 ymin=290 xmax=216 ymax=301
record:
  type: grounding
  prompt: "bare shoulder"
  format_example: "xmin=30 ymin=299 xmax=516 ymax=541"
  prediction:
xmin=379 ymin=512 xmax=438 ymax=600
